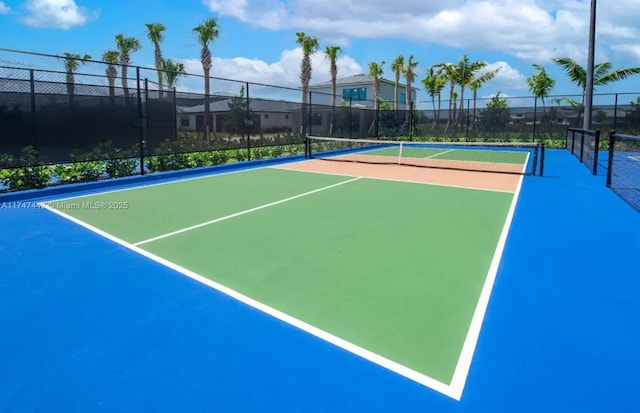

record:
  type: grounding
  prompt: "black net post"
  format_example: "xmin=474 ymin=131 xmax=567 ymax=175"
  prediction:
xmin=579 ymin=129 xmax=585 ymax=162
xmin=465 ymin=99 xmax=471 ymax=140
xmin=409 ymin=101 xmax=414 ymax=141
xmin=592 ymin=129 xmax=601 ymax=175
xmin=606 ymin=130 xmax=616 ymax=188
xmin=531 ymin=143 xmax=539 ymax=176
xmin=532 ymin=98 xmax=537 ymax=143
xmin=348 ymin=97 xmax=353 ymax=139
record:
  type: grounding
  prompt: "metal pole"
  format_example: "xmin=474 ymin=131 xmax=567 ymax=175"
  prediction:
xmin=465 ymin=98 xmax=470 ymax=140
xmin=29 ymin=69 xmax=38 ymax=149
xmin=136 ymin=68 xmax=145 ymax=175
xmin=349 ymin=97 xmax=353 ymax=139
xmin=532 ymin=98 xmax=537 ymax=142
xmin=583 ymin=0 xmax=597 ymax=130
xmin=246 ymin=82 xmax=251 ymax=161
xmin=613 ymin=93 xmax=618 ymax=131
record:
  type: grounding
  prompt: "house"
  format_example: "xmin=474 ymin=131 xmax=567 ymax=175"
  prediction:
xmin=307 ymin=74 xmax=418 ymax=110
xmin=177 ymin=98 xmax=301 ymax=133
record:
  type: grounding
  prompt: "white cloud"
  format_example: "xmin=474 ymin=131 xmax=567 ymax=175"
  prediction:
xmin=23 ymin=0 xmax=96 ymax=29
xmin=176 ymin=47 xmax=362 ymax=95
xmin=203 ymin=0 xmax=640 ymax=64
xmin=0 ymin=2 xmax=10 ymax=13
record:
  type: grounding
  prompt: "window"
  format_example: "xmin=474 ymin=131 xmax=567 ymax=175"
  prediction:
xmin=311 ymin=112 xmax=323 ymax=126
xmin=399 ymin=92 xmax=406 ymax=104
xmin=180 ymin=117 xmax=190 ymax=127
xmin=285 ymin=114 xmax=289 ymax=119
xmin=264 ymin=114 xmax=269 ymax=119
xmin=343 ymin=87 xmax=367 ymax=101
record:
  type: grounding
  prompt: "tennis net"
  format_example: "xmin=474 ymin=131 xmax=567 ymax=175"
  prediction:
xmin=606 ymin=133 xmax=640 ymax=212
xmin=306 ymin=136 xmax=544 ymax=176
xmin=566 ymin=128 xmax=601 ymax=175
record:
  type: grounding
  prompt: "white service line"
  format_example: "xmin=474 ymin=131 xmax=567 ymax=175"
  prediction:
xmin=424 ymin=149 xmax=455 ymax=159
xmin=134 ymin=177 xmax=362 ymax=246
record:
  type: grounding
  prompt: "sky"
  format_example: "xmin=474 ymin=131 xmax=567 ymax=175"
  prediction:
xmin=1 ymin=0 xmax=640 ymax=108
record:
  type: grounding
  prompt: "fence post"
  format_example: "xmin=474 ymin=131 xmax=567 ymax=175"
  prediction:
xmin=465 ymin=98 xmax=471 ymax=140
xmin=532 ymin=98 xmax=537 ymax=143
xmin=246 ymin=82 xmax=251 ymax=161
xmin=172 ymin=87 xmax=178 ymax=140
xmin=409 ymin=101 xmax=414 ymax=141
xmin=29 ymin=69 xmax=38 ymax=149
xmin=606 ymin=130 xmax=615 ymax=188
xmin=349 ymin=97 xmax=353 ymax=139
xmin=592 ymin=129 xmax=601 ymax=175
xmin=136 ymin=68 xmax=145 ymax=176
xmin=308 ymin=91 xmax=313 ymax=137
xmin=613 ymin=93 xmax=618 ymax=131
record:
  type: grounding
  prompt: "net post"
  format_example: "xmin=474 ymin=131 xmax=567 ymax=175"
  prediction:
xmin=305 ymin=135 xmax=310 ymax=159
xmin=606 ymin=130 xmax=615 ymax=188
xmin=397 ymin=142 xmax=403 ymax=164
xmin=579 ymin=129 xmax=585 ymax=162
xmin=531 ymin=143 xmax=539 ymax=176
xmin=592 ymin=129 xmax=601 ymax=175
xmin=539 ymin=142 xmax=546 ymax=177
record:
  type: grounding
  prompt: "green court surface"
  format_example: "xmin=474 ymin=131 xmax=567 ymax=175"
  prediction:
xmin=46 ymin=167 xmax=515 ymax=389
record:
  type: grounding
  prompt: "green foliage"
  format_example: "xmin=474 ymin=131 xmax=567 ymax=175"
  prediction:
xmin=626 ymin=97 xmax=640 ymax=131
xmin=223 ymin=86 xmax=253 ymax=136
xmin=0 ymin=147 xmax=51 ymax=191
xmin=234 ymin=149 xmax=247 ymax=162
xmin=52 ymin=161 xmax=105 ymax=184
xmin=480 ymin=93 xmax=511 ymax=134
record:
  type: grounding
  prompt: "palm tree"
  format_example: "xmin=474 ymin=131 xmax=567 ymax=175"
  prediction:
xmin=469 ymin=66 xmax=501 ymax=126
xmin=421 ymin=67 xmax=447 ymax=130
xmin=454 ymin=55 xmax=488 ymax=127
xmin=115 ymin=34 xmax=142 ymax=99
xmin=404 ymin=55 xmax=418 ymax=126
xmin=391 ymin=55 xmax=405 ymax=110
xmin=193 ymin=18 xmax=220 ymax=141
xmin=325 ymin=45 xmax=341 ymax=134
xmin=161 ymin=58 xmax=186 ymax=89
xmin=553 ymin=57 xmax=640 ymax=125
xmin=62 ymin=52 xmax=91 ymax=105
xmin=145 ymin=23 xmax=166 ymax=96
xmin=296 ymin=32 xmax=319 ymax=135
xmin=101 ymin=50 xmax=119 ymax=99
xmin=368 ymin=61 xmax=385 ymax=109
xmin=434 ymin=62 xmax=458 ymax=132
xmin=526 ymin=64 xmax=555 ymax=125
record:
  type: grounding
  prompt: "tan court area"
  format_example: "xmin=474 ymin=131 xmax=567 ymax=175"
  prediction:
xmin=274 ymin=160 xmax=521 ymax=192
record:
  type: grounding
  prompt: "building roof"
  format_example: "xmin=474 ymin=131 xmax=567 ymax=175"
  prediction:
xmin=178 ymin=98 xmax=301 ymax=114
xmin=309 ymin=74 xmax=419 ymax=91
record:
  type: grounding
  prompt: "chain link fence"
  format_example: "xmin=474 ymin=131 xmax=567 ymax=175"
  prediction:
xmin=2 ymin=47 xmax=640 ymax=182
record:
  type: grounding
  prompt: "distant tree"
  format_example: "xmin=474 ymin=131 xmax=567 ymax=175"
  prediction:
xmin=368 ymin=60 xmax=385 ymax=110
xmin=61 ymin=52 xmax=91 ymax=105
xmin=404 ymin=55 xmax=418 ymax=125
xmin=145 ymin=23 xmax=166 ymax=96
xmin=421 ymin=66 xmax=447 ymax=130
xmin=101 ymin=50 xmax=119 ymax=98
xmin=296 ymin=32 xmax=320 ymax=135
xmin=224 ymin=86 xmax=252 ymax=136
xmin=433 ymin=62 xmax=457 ymax=132
xmin=324 ymin=45 xmax=341 ymax=134
xmin=193 ymin=17 xmax=221 ymax=141
xmin=526 ymin=64 xmax=555 ymax=124
xmin=391 ymin=55 xmax=405 ymax=110
xmin=627 ymin=97 xmax=640 ymax=131
xmin=481 ymin=92 xmax=510 ymax=133
xmin=115 ymin=34 xmax=142 ymax=98
xmin=161 ymin=58 xmax=186 ymax=89
xmin=469 ymin=65 xmax=501 ymax=126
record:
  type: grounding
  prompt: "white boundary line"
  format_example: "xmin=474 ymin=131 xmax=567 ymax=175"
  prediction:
xmin=424 ymin=149 xmax=455 ymax=159
xmin=446 ymin=152 xmax=529 ymax=400
xmin=40 ymin=202 xmax=456 ymax=399
xmin=134 ymin=177 xmax=361 ymax=246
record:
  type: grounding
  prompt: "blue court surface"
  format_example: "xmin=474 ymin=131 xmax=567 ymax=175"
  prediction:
xmin=1 ymin=149 xmax=639 ymax=412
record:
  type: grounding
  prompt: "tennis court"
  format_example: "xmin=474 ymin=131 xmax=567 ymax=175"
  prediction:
xmin=35 ymin=140 xmax=536 ymax=400
xmin=2 ymin=139 xmax=639 ymax=412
